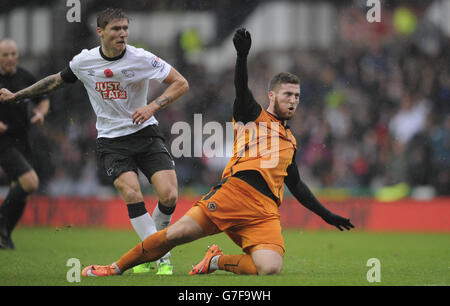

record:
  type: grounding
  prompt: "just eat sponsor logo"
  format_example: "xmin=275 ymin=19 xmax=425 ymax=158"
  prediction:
xmin=95 ymin=81 xmax=127 ymax=99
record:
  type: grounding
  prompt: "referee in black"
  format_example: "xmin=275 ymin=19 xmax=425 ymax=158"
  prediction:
xmin=0 ymin=39 xmax=49 ymax=249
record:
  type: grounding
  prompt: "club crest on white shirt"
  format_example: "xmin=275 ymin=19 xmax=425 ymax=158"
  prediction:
xmin=121 ymin=69 xmax=135 ymax=78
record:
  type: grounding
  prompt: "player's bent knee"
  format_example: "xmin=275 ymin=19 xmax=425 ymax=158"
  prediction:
xmin=160 ymin=190 xmax=178 ymax=207
xmin=114 ymin=178 xmax=143 ymax=203
xmin=257 ymin=263 xmax=282 ymax=275
xmin=118 ymin=188 xmax=142 ymax=203
xmin=251 ymin=248 xmax=283 ymax=275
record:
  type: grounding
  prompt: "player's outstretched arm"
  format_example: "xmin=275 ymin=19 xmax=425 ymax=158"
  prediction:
xmin=233 ymin=27 xmax=251 ymax=99
xmin=232 ymin=28 xmax=261 ymax=123
xmin=0 ymin=72 xmax=68 ymax=103
xmin=285 ymin=162 xmax=355 ymax=231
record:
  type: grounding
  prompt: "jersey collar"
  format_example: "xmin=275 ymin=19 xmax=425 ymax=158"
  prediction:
xmin=99 ymin=46 xmax=126 ymax=61
xmin=266 ymin=110 xmax=288 ymax=128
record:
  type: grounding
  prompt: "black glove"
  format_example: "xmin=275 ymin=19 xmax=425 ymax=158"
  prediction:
xmin=321 ymin=212 xmax=355 ymax=231
xmin=233 ymin=28 xmax=252 ymax=57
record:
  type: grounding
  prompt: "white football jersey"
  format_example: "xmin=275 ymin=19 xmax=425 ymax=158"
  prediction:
xmin=69 ymin=45 xmax=172 ymax=138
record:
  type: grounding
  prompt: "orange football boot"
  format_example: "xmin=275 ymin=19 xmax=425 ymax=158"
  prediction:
xmin=189 ymin=244 xmax=223 ymax=275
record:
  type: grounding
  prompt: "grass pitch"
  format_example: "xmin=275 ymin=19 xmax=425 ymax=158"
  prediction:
xmin=0 ymin=227 xmax=449 ymax=286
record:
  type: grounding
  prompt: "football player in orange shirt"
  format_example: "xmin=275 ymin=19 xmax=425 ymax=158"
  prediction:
xmin=81 ymin=28 xmax=354 ymax=277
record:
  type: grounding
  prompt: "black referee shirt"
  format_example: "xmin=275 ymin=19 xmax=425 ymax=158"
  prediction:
xmin=0 ymin=66 xmax=46 ymax=137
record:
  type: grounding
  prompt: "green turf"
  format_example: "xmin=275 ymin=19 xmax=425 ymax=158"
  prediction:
xmin=0 ymin=227 xmax=449 ymax=286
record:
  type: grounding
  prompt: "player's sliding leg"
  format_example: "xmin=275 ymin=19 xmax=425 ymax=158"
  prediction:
xmin=82 ymin=229 xmax=171 ymax=277
xmin=82 ymin=215 xmax=206 ymax=277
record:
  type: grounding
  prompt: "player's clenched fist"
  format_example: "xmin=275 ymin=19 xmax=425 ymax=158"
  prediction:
xmin=0 ymin=88 xmax=16 ymax=103
xmin=233 ymin=28 xmax=252 ymax=56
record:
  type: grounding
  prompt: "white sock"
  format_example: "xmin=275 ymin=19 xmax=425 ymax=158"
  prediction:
xmin=111 ymin=262 xmax=122 ymax=274
xmin=152 ymin=203 xmax=173 ymax=231
xmin=152 ymin=203 xmax=174 ymax=265
xmin=127 ymin=202 xmax=171 ymax=266
xmin=209 ymin=255 xmax=221 ymax=271
xmin=129 ymin=212 xmax=157 ymax=241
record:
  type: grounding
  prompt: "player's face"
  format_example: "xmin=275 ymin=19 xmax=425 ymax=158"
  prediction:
xmin=270 ymin=83 xmax=300 ymax=120
xmin=98 ymin=18 xmax=129 ymax=55
xmin=0 ymin=41 xmax=18 ymax=75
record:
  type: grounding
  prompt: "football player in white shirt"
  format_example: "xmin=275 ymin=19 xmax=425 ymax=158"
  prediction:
xmin=0 ymin=8 xmax=189 ymax=275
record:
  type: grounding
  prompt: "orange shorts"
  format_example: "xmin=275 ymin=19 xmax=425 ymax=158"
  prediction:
xmin=186 ymin=177 xmax=285 ymax=255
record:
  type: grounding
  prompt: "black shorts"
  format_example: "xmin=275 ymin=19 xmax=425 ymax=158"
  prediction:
xmin=0 ymin=136 xmax=33 ymax=181
xmin=96 ymin=125 xmax=175 ymax=182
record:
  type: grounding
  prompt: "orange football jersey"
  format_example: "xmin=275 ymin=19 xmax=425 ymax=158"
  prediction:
xmin=221 ymin=106 xmax=297 ymax=204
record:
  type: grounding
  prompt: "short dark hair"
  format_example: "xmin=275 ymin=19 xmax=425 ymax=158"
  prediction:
xmin=268 ymin=72 xmax=300 ymax=92
xmin=97 ymin=8 xmax=129 ymax=29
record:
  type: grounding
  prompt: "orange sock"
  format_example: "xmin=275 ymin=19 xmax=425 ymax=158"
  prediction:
xmin=115 ymin=228 xmax=173 ymax=272
xmin=218 ymin=254 xmax=258 ymax=275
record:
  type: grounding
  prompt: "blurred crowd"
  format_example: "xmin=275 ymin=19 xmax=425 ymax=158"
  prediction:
xmin=1 ymin=2 xmax=448 ymax=198
xmin=288 ymin=39 xmax=449 ymax=196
